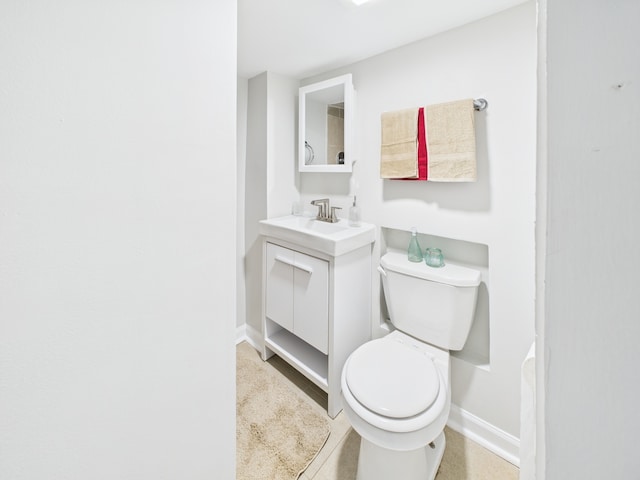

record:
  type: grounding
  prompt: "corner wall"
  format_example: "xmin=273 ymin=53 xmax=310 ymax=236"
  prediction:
xmin=542 ymin=0 xmax=640 ymax=477
xmin=243 ymin=72 xmax=299 ymax=340
xmin=0 ymin=1 xmax=237 ymax=477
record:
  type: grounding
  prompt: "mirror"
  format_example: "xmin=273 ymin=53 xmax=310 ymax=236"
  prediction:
xmin=299 ymin=74 xmax=354 ymax=173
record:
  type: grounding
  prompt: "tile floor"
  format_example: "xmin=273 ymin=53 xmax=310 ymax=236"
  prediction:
xmin=266 ymin=352 xmax=519 ymax=480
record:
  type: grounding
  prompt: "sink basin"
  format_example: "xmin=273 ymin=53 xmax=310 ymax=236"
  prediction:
xmin=259 ymin=215 xmax=375 ymax=256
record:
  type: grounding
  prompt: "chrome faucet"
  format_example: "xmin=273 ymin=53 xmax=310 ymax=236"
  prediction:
xmin=310 ymin=198 xmax=329 ymax=219
xmin=310 ymin=198 xmax=341 ymax=223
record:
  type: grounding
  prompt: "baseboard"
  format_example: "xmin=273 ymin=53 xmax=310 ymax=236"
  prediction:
xmin=235 ymin=324 xmax=246 ymax=344
xmin=235 ymin=323 xmax=262 ymax=351
xmin=447 ymin=404 xmax=520 ymax=467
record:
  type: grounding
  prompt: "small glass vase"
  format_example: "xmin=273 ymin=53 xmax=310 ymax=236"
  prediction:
xmin=407 ymin=228 xmax=423 ymax=263
xmin=424 ymin=248 xmax=444 ymax=268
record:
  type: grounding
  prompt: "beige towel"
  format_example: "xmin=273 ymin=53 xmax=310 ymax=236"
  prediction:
xmin=380 ymin=108 xmax=419 ymax=179
xmin=426 ymin=99 xmax=477 ymax=182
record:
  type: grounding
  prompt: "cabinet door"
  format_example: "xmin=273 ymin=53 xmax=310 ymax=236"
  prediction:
xmin=265 ymin=243 xmax=294 ymax=332
xmin=293 ymin=251 xmax=329 ymax=354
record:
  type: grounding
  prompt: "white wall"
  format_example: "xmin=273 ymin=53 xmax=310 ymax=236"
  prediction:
xmin=0 ymin=1 xmax=237 ymax=478
xmin=243 ymin=72 xmax=299 ymax=338
xmin=266 ymin=73 xmax=301 ymax=218
xmin=300 ymin=3 xmax=537 ymax=462
xmin=244 ymin=73 xmax=268 ymax=337
xmin=237 ymin=77 xmax=248 ymax=329
xmin=541 ymin=0 xmax=640 ymax=477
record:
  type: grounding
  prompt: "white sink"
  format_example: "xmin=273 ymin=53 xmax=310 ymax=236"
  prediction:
xmin=259 ymin=215 xmax=375 ymax=256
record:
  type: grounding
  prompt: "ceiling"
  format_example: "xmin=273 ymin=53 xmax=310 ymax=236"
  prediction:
xmin=237 ymin=0 xmax=528 ymax=80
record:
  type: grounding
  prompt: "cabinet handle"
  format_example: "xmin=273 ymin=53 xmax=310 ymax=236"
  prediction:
xmin=274 ymin=255 xmax=314 ymax=274
xmin=274 ymin=255 xmax=295 ymax=268
xmin=293 ymin=262 xmax=313 ymax=274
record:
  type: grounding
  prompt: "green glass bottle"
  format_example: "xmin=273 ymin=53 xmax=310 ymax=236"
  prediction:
xmin=407 ymin=227 xmax=423 ymax=262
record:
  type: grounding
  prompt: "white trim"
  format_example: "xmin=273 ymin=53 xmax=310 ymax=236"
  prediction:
xmin=235 ymin=323 xmax=262 ymax=351
xmin=235 ymin=324 xmax=246 ymax=345
xmin=447 ymin=404 xmax=520 ymax=467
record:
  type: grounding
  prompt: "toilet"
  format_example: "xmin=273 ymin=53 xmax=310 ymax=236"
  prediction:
xmin=341 ymin=250 xmax=481 ymax=480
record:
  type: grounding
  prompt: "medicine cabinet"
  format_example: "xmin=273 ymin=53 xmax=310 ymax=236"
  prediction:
xmin=299 ymin=74 xmax=354 ymax=173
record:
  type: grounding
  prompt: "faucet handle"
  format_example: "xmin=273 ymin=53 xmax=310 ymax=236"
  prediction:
xmin=330 ymin=206 xmax=342 ymax=223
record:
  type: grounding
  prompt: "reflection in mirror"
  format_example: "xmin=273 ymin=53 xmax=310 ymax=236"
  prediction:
xmin=326 ymin=102 xmax=344 ymax=165
xmin=299 ymin=74 xmax=353 ymax=173
xmin=304 ymin=86 xmax=343 ymax=166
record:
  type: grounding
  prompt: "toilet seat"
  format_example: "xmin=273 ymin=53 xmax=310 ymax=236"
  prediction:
xmin=345 ymin=339 xmax=440 ymax=418
xmin=341 ymin=335 xmax=449 ymax=435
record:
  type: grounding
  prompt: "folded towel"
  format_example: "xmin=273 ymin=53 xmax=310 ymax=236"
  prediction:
xmin=379 ymin=108 xmax=419 ymax=179
xmin=400 ymin=107 xmax=428 ymax=181
xmin=417 ymin=107 xmax=428 ymax=180
xmin=426 ymin=99 xmax=477 ymax=182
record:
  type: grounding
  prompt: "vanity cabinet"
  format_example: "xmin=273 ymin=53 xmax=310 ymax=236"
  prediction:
xmin=261 ymin=236 xmax=372 ymax=418
xmin=265 ymin=243 xmax=329 ymax=354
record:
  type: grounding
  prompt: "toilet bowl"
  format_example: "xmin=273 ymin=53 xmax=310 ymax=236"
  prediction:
xmin=341 ymin=331 xmax=451 ymax=480
xmin=340 ymin=251 xmax=481 ymax=480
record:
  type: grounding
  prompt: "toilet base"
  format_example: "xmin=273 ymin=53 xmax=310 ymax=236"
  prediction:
xmin=356 ymin=431 xmax=446 ymax=480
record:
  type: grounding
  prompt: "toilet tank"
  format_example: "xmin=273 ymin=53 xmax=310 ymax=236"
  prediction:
xmin=380 ymin=251 xmax=481 ymax=351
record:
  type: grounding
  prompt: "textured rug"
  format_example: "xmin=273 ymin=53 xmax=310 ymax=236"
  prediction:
xmin=236 ymin=342 xmax=331 ymax=480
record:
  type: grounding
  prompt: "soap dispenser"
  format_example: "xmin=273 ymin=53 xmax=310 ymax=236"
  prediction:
xmin=407 ymin=227 xmax=423 ymax=262
xmin=349 ymin=196 xmax=361 ymax=227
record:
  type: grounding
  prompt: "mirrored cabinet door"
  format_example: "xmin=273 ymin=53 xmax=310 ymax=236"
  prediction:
xmin=299 ymin=74 xmax=354 ymax=173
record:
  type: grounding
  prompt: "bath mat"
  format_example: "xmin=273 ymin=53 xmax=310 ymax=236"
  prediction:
xmin=236 ymin=342 xmax=330 ymax=480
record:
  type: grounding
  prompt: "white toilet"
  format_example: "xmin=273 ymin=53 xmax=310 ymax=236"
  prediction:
xmin=341 ymin=251 xmax=481 ymax=480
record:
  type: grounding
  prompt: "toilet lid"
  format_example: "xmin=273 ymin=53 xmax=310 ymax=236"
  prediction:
xmin=345 ymin=339 xmax=440 ymax=419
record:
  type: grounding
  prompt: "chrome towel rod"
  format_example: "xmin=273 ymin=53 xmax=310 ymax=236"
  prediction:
xmin=473 ymin=98 xmax=488 ymax=111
